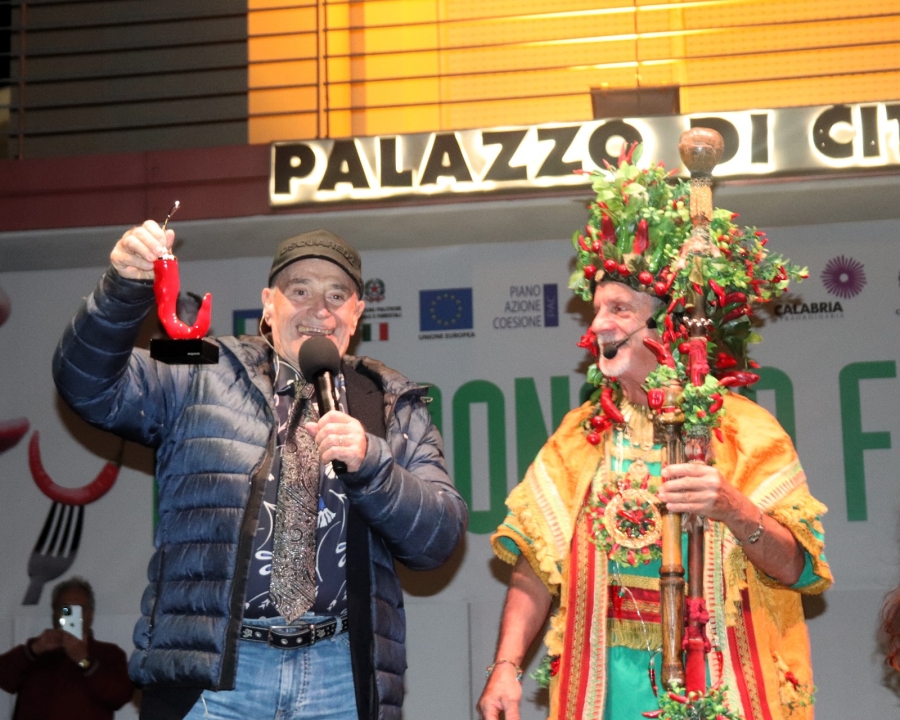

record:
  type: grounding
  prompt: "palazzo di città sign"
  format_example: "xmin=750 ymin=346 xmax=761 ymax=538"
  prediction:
xmin=269 ymin=102 xmax=900 ymax=206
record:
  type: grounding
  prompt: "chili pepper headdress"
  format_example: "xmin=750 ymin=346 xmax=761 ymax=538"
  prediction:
xmin=571 ymin=140 xmax=807 ymax=433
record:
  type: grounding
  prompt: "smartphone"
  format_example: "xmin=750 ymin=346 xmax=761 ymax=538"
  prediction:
xmin=58 ymin=604 xmax=83 ymax=640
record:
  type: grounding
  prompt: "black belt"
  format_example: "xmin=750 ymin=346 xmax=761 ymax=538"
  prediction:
xmin=240 ymin=615 xmax=348 ymax=649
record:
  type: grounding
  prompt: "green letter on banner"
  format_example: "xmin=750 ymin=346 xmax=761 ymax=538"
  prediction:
xmin=514 ymin=376 xmax=570 ymax=478
xmin=740 ymin=367 xmax=797 ymax=447
xmin=453 ymin=380 xmax=508 ymax=534
xmin=839 ymin=361 xmax=896 ymax=521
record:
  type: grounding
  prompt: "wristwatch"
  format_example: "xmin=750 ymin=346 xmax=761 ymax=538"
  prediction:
xmin=77 ymin=657 xmax=92 ymax=671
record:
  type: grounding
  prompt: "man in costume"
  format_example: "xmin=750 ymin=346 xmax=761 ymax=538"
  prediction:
xmin=52 ymin=224 xmax=467 ymax=720
xmin=477 ymin=146 xmax=831 ymax=720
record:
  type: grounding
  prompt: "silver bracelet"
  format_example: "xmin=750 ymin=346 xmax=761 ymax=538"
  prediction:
xmin=485 ymin=658 xmax=523 ymax=682
xmin=734 ymin=508 xmax=764 ymax=547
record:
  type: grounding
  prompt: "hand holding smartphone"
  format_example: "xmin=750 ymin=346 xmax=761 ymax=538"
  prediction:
xmin=58 ymin=604 xmax=83 ymax=641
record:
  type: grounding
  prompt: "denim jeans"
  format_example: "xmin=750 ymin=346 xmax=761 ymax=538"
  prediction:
xmin=183 ymin=615 xmax=357 ymax=720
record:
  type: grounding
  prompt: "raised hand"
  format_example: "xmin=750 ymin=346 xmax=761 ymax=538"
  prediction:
xmin=110 ymin=220 xmax=173 ymax=281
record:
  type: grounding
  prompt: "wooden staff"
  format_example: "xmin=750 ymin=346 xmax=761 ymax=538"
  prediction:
xmin=656 ymin=127 xmax=724 ymax=691
xmin=656 ymin=381 xmax=686 ymax=689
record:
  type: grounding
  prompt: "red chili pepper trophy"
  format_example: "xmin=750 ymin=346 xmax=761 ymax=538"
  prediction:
xmin=149 ymin=202 xmax=219 ymax=364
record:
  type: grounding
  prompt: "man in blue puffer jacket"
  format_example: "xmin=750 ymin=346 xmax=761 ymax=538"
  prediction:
xmin=52 ymin=224 xmax=468 ymax=720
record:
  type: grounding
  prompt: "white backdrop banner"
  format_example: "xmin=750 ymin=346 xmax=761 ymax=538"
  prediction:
xmin=0 ymin=218 xmax=898 ymax=719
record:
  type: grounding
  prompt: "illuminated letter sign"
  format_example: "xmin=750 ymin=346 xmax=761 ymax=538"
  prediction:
xmin=270 ymin=103 xmax=900 ymax=206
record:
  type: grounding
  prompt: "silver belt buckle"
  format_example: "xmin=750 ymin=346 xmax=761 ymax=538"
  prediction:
xmin=269 ymin=623 xmax=313 ymax=648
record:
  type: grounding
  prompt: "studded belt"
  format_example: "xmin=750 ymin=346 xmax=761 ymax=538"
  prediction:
xmin=240 ymin=615 xmax=348 ymax=649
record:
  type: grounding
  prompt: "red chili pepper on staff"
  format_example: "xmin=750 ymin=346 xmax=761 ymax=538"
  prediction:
xmin=153 ymin=255 xmax=212 ymax=340
xmin=723 ymin=291 xmax=747 ymax=306
xmin=708 ymin=393 xmax=724 ymax=414
xmin=708 ymin=279 xmax=726 ymax=307
xmin=688 ymin=337 xmax=709 ymax=387
xmin=723 ymin=305 xmax=750 ymax=323
xmin=28 ymin=432 xmax=121 ymax=505
xmin=714 ymin=352 xmax=738 ymax=370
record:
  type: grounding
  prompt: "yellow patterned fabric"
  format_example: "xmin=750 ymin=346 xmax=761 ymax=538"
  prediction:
xmin=492 ymin=393 xmax=832 ymax=720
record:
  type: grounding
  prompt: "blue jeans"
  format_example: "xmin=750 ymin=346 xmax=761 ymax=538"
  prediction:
xmin=183 ymin=615 xmax=358 ymax=720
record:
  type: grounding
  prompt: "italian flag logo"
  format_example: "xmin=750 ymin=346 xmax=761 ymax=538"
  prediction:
xmin=362 ymin=322 xmax=389 ymax=342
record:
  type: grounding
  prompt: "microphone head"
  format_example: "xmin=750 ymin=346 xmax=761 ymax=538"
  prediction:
xmin=298 ymin=336 xmax=341 ymax=378
xmin=601 ymin=344 xmax=619 ymax=360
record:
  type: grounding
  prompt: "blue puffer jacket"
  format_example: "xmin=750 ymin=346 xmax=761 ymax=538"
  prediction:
xmin=52 ymin=269 xmax=467 ymax=720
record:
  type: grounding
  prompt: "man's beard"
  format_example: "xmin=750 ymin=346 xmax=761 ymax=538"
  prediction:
xmin=596 ymin=332 xmax=635 ymax=378
xmin=598 ymin=349 xmax=634 ymax=379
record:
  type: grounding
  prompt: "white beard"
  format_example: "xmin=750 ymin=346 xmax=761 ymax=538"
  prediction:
xmin=598 ymin=348 xmax=634 ymax=379
xmin=597 ymin=331 xmax=632 ymax=376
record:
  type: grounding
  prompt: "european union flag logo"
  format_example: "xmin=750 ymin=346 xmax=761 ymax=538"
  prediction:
xmin=419 ymin=288 xmax=474 ymax=331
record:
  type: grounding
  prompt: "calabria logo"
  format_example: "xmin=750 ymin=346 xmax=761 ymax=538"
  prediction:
xmin=820 ymin=255 xmax=866 ymax=299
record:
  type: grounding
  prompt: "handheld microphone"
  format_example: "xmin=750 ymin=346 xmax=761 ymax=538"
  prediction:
xmin=298 ymin=336 xmax=347 ymax=475
xmin=600 ymin=317 xmax=658 ymax=360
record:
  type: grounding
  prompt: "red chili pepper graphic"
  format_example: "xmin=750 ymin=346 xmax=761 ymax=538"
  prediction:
xmin=29 ymin=432 xmax=121 ymax=505
xmin=0 ymin=417 xmax=29 ymax=453
xmin=153 ymin=255 xmax=212 ymax=340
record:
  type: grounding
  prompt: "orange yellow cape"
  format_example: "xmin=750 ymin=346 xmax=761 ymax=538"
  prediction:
xmin=492 ymin=393 xmax=832 ymax=720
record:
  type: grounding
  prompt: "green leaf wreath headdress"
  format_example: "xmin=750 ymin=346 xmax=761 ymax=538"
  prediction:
xmin=570 ymin=141 xmax=807 ymax=435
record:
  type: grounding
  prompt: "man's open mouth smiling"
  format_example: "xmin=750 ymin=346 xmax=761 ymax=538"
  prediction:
xmin=298 ymin=326 xmax=332 ymax=336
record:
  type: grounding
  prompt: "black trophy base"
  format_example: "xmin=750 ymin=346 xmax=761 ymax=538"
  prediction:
xmin=150 ymin=338 xmax=219 ymax=364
